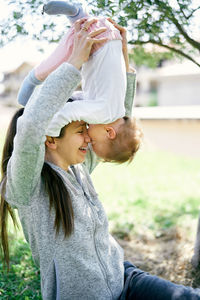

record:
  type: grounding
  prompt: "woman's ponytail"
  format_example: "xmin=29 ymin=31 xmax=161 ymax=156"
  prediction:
xmin=0 ymin=108 xmax=24 ymax=270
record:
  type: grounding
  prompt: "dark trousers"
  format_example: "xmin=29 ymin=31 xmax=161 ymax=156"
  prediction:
xmin=120 ymin=261 xmax=200 ymax=300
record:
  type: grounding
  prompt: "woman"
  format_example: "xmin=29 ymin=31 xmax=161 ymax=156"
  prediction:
xmin=1 ymin=19 xmax=122 ymax=299
xmin=1 ymin=18 xmax=200 ymax=300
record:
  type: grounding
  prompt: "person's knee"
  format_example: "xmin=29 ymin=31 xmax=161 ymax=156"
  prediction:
xmin=171 ymin=286 xmax=200 ymax=300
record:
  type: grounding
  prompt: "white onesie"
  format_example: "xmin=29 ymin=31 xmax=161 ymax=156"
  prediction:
xmin=46 ymin=40 xmax=126 ymax=137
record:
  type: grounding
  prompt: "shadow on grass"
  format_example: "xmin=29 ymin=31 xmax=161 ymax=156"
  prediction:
xmin=116 ymin=214 xmax=200 ymax=289
xmin=0 ymin=236 xmax=41 ymax=299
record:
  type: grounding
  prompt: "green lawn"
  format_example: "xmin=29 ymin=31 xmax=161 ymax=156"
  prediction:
xmin=92 ymin=150 xmax=200 ymax=237
xmin=1 ymin=132 xmax=200 ymax=298
xmin=0 ymin=237 xmax=41 ymax=299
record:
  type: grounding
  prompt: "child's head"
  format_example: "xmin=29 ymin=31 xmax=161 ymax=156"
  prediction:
xmin=88 ymin=117 xmax=143 ymax=163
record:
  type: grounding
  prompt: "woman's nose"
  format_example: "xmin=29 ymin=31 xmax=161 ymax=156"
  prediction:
xmin=84 ymin=131 xmax=91 ymax=143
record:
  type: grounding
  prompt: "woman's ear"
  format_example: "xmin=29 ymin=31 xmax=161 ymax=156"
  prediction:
xmin=45 ymin=136 xmax=57 ymax=150
xmin=105 ymin=126 xmax=116 ymax=140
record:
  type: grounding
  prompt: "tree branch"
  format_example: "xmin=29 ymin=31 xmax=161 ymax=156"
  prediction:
xmin=154 ymin=0 xmax=200 ymax=50
xmin=176 ymin=0 xmax=188 ymax=20
xmin=130 ymin=39 xmax=200 ymax=67
xmin=171 ymin=17 xmax=200 ymax=50
xmin=186 ymin=6 xmax=200 ymax=19
xmin=175 ymin=0 xmax=200 ymax=20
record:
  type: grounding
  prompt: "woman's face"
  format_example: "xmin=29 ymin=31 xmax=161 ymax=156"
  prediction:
xmin=54 ymin=121 xmax=91 ymax=169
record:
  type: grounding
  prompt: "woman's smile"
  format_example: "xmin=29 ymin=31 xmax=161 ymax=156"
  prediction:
xmin=79 ymin=146 xmax=87 ymax=154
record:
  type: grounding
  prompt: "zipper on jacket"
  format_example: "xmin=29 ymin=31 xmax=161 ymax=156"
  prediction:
xmin=72 ymin=166 xmax=114 ymax=299
xmin=86 ymin=194 xmax=114 ymax=300
xmin=84 ymin=191 xmax=95 ymax=206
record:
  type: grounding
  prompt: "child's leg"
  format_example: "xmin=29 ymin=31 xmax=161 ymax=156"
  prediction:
xmin=17 ymin=1 xmax=87 ymax=106
xmin=17 ymin=69 xmax=43 ymax=106
xmin=35 ymin=1 xmax=88 ymax=81
xmin=81 ymin=40 xmax=127 ymax=122
xmin=120 ymin=261 xmax=200 ymax=300
xmin=17 ymin=30 xmax=73 ymax=106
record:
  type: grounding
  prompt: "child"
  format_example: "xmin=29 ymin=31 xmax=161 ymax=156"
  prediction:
xmin=18 ymin=1 xmax=140 ymax=163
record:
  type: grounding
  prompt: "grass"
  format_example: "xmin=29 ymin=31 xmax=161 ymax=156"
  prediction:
xmin=1 ymin=132 xmax=200 ymax=298
xmin=92 ymin=150 xmax=200 ymax=238
xmin=0 ymin=236 xmax=41 ymax=299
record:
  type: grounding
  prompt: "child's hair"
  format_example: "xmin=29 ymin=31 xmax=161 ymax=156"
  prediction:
xmin=0 ymin=109 xmax=74 ymax=270
xmin=104 ymin=117 xmax=143 ymax=164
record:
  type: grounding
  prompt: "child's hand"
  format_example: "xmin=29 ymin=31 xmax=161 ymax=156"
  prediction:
xmin=68 ymin=18 xmax=108 ymax=70
xmin=107 ymin=18 xmax=127 ymax=51
xmin=107 ymin=18 xmax=135 ymax=73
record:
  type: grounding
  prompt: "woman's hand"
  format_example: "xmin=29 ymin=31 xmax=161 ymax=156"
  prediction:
xmin=107 ymin=18 xmax=135 ymax=73
xmin=68 ymin=18 xmax=108 ymax=70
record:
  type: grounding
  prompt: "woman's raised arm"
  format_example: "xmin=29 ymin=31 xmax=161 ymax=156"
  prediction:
xmin=6 ymin=18 xmax=107 ymax=206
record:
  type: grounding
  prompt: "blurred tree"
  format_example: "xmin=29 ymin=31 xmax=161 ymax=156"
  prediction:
xmin=89 ymin=0 xmax=200 ymax=67
xmin=1 ymin=0 xmax=200 ymax=68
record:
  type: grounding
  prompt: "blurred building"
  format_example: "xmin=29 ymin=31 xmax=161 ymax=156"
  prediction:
xmin=133 ymin=59 xmax=200 ymax=158
xmin=136 ymin=60 xmax=200 ymax=107
xmin=0 ymin=61 xmax=34 ymax=106
xmin=133 ymin=106 xmax=200 ymax=157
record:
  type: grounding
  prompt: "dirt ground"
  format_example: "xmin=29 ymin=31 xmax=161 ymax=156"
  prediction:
xmin=117 ymin=226 xmax=200 ymax=288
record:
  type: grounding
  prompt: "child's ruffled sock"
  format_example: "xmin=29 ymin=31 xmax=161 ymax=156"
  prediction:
xmin=17 ymin=69 xmax=42 ymax=106
xmin=43 ymin=1 xmax=88 ymax=24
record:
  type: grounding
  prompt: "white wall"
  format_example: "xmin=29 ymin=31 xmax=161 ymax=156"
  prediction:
xmin=158 ymin=75 xmax=200 ymax=106
xmin=140 ymin=119 xmax=200 ymax=158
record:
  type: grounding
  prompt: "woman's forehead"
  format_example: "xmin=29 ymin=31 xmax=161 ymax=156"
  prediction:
xmin=70 ymin=120 xmax=86 ymax=128
xmin=75 ymin=121 xmax=86 ymax=127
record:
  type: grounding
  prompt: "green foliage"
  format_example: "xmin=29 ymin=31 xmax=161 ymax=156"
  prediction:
xmin=13 ymin=12 xmax=23 ymax=20
xmin=89 ymin=0 xmax=200 ymax=67
xmin=129 ymin=46 xmax=174 ymax=68
xmin=0 ymin=237 xmax=41 ymax=299
xmin=0 ymin=0 xmax=67 ymax=46
xmin=1 ymin=0 xmax=200 ymax=67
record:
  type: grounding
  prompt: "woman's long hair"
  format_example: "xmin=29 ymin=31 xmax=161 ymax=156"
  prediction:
xmin=0 ymin=108 xmax=74 ymax=270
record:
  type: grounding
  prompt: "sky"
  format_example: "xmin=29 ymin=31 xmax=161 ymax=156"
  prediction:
xmin=0 ymin=0 xmax=8 ymax=19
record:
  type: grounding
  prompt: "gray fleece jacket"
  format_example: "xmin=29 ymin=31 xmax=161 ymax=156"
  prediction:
xmin=5 ymin=63 xmax=136 ymax=300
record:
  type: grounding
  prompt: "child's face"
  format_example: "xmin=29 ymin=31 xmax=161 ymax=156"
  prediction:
xmin=87 ymin=124 xmax=109 ymax=158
